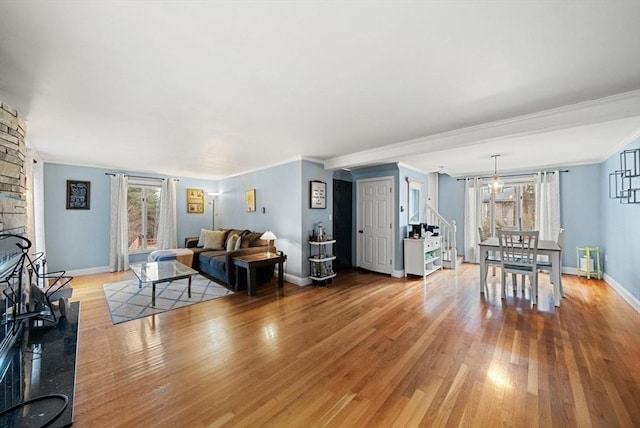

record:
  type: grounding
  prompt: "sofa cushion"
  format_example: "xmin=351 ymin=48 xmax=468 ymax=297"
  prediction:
xmin=226 ymin=234 xmax=241 ymax=252
xmin=198 ymin=251 xmax=227 ymax=279
xmin=197 ymin=228 xmax=213 ymax=247
xmin=203 ymin=229 xmax=228 ymax=250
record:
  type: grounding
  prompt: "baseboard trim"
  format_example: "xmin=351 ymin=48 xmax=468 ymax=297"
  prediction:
xmin=603 ymin=273 xmax=640 ymax=313
xmin=273 ymin=267 xmax=312 ymax=286
xmin=65 ymin=265 xmax=111 ymax=277
xmin=391 ymin=269 xmax=404 ymax=278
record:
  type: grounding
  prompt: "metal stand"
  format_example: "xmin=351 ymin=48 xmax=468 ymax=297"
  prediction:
xmin=576 ymin=246 xmax=602 ymax=279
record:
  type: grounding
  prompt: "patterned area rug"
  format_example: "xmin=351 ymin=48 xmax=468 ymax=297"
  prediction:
xmin=103 ymin=274 xmax=233 ymax=324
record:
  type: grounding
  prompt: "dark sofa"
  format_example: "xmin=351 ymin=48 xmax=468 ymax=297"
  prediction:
xmin=185 ymin=228 xmax=275 ymax=287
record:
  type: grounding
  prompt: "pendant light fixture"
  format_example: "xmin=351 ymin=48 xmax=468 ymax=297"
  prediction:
xmin=490 ymin=154 xmax=504 ymax=194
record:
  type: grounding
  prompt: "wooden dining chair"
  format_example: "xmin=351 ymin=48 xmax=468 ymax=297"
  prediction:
xmin=478 ymin=227 xmax=500 ymax=292
xmin=498 ymin=230 xmax=540 ymax=305
xmin=537 ymin=228 xmax=565 ymax=294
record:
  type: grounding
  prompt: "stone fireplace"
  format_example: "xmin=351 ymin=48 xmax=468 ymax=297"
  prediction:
xmin=0 ymin=101 xmax=27 ymax=235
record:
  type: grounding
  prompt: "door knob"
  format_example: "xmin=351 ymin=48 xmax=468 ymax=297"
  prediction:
xmin=358 ymin=230 xmax=364 ymax=233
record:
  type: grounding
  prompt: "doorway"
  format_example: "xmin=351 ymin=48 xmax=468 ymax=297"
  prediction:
xmin=356 ymin=177 xmax=393 ymax=274
xmin=332 ymin=179 xmax=352 ymax=270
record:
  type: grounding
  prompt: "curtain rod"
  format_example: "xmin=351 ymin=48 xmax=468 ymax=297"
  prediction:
xmin=456 ymin=169 xmax=569 ymax=181
xmin=104 ymin=173 xmax=179 ymax=181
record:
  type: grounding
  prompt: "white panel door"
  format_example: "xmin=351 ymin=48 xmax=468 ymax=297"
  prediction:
xmin=357 ymin=178 xmax=393 ymax=274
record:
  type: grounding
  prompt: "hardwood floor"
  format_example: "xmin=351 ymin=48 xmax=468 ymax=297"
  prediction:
xmin=70 ymin=265 xmax=639 ymax=427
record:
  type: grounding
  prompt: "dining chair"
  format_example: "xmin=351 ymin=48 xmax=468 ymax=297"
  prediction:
xmin=478 ymin=227 xmax=500 ymax=291
xmin=498 ymin=230 xmax=540 ymax=305
xmin=537 ymin=228 xmax=565 ymax=294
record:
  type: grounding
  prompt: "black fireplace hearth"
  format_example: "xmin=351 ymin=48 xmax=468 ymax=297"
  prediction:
xmin=0 ymin=302 xmax=79 ymax=427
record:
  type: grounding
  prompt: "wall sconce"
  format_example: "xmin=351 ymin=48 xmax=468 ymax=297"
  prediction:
xmin=609 ymin=148 xmax=639 ymax=204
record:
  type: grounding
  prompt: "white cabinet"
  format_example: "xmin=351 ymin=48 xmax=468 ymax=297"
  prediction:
xmin=404 ymin=237 xmax=442 ymax=277
xmin=309 ymin=240 xmax=337 ymax=284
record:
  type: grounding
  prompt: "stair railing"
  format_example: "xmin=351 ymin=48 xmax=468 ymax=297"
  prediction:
xmin=424 ymin=204 xmax=457 ymax=268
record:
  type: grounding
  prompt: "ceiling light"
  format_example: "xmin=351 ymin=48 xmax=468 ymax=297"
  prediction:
xmin=490 ymin=155 xmax=504 ymax=194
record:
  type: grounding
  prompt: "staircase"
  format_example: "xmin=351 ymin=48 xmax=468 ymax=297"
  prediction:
xmin=425 ymin=204 xmax=461 ymax=269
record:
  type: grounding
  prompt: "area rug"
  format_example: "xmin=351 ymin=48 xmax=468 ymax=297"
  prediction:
xmin=103 ymin=274 xmax=233 ymax=324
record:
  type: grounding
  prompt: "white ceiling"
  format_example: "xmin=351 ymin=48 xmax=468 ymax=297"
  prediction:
xmin=1 ymin=1 xmax=639 ymax=179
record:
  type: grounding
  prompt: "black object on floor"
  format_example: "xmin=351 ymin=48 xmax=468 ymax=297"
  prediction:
xmin=0 ymin=301 xmax=80 ymax=427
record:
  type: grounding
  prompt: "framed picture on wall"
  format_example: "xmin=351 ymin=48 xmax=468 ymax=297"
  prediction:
xmin=246 ymin=189 xmax=256 ymax=212
xmin=66 ymin=180 xmax=91 ymax=210
xmin=310 ymin=180 xmax=326 ymax=209
xmin=187 ymin=188 xmax=204 ymax=213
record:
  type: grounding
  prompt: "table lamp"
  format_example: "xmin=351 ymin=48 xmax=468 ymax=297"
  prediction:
xmin=261 ymin=231 xmax=277 ymax=254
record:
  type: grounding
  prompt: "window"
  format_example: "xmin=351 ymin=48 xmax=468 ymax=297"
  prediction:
xmin=127 ymin=181 xmax=161 ymax=252
xmin=481 ymin=179 xmax=535 ymax=238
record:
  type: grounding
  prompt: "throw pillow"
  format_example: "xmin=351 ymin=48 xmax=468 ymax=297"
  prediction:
xmin=234 ymin=234 xmax=242 ymax=250
xmin=203 ymin=229 xmax=227 ymax=250
xmin=226 ymin=234 xmax=240 ymax=252
xmin=197 ymin=228 xmax=211 ymax=247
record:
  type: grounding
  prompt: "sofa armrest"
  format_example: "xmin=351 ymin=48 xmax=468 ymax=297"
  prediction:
xmin=184 ymin=237 xmax=201 ymax=249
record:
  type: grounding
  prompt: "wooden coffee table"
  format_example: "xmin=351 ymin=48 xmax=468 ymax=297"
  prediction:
xmin=232 ymin=252 xmax=285 ymax=296
xmin=130 ymin=260 xmax=198 ymax=307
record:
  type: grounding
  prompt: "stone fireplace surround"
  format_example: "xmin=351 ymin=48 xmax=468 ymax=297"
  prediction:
xmin=0 ymin=101 xmax=27 ymax=236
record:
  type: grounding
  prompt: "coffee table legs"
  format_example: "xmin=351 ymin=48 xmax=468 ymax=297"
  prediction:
xmin=150 ymin=276 xmax=193 ymax=307
xmin=152 ymin=281 xmax=157 ymax=307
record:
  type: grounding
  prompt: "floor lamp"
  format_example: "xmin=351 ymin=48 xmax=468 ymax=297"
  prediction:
xmin=207 ymin=192 xmax=219 ymax=230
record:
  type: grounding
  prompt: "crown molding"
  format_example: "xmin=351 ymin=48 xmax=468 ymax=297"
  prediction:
xmin=323 ymin=90 xmax=640 ymax=171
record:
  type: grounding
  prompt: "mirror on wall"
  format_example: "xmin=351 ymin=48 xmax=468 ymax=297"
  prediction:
xmin=408 ymin=178 xmax=422 ymax=224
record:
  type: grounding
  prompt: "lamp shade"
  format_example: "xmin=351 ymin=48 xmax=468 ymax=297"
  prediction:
xmin=261 ymin=231 xmax=277 ymax=241
xmin=490 ymin=174 xmax=504 ymax=193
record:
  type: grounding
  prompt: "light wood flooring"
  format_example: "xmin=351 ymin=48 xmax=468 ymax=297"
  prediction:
xmin=70 ymin=264 xmax=639 ymax=427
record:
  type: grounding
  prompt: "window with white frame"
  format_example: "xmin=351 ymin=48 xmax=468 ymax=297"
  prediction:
xmin=480 ymin=178 xmax=535 ymax=238
xmin=127 ymin=179 xmax=161 ymax=252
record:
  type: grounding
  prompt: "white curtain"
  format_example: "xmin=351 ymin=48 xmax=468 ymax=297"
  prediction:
xmin=463 ymin=177 xmax=481 ymax=263
xmin=534 ymin=171 xmax=561 ymax=241
xmin=109 ymin=174 xmax=129 ymax=272
xmin=156 ymin=178 xmax=177 ymax=249
xmin=32 ymin=159 xmax=46 ymax=255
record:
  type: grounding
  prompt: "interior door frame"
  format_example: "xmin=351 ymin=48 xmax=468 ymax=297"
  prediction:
xmin=355 ymin=176 xmax=395 ymax=274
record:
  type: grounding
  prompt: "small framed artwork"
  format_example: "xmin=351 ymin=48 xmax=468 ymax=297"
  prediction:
xmin=246 ymin=189 xmax=256 ymax=212
xmin=66 ymin=180 xmax=91 ymax=210
xmin=187 ymin=188 xmax=204 ymax=213
xmin=310 ymin=180 xmax=326 ymax=209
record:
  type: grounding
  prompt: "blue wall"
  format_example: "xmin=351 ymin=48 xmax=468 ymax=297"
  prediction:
xmin=217 ymin=160 xmax=303 ymax=276
xmin=601 ymin=138 xmax=640 ymax=301
xmin=43 ymin=163 xmax=216 ymax=271
xmin=560 ymin=163 xmax=601 ymax=268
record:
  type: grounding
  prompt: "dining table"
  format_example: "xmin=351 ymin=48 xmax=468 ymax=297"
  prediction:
xmin=479 ymin=237 xmax=564 ymax=307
